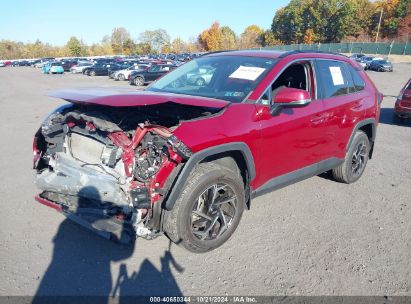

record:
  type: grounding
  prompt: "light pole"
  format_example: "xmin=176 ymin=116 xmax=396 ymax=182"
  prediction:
xmin=375 ymin=7 xmax=383 ymax=43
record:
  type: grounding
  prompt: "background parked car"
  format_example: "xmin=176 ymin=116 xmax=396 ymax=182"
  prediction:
xmin=0 ymin=60 xmax=12 ymax=67
xmin=394 ymin=78 xmax=411 ymax=121
xmin=42 ymin=62 xmax=64 ymax=74
xmin=186 ymin=66 xmax=215 ymax=86
xmin=129 ymin=64 xmax=177 ymax=86
xmin=70 ymin=61 xmax=93 ymax=73
xmin=112 ymin=64 xmax=150 ymax=81
xmin=12 ymin=60 xmax=31 ymax=67
xmin=60 ymin=60 xmax=77 ymax=72
xmin=85 ymin=63 xmax=127 ymax=76
xmin=369 ymin=59 xmax=393 ymax=72
xmin=362 ymin=56 xmax=375 ymax=70
xmin=34 ymin=58 xmax=55 ymax=68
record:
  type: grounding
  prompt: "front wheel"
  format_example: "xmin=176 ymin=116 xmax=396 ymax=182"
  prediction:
xmin=89 ymin=70 xmax=96 ymax=76
xmin=118 ymin=73 xmax=125 ymax=81
xmin=134 ymin=76 xmax=144 ymax=86
xmin=164 ymin=163 xmax=245 ymax=253
xmin=332 ymin=131 xmax=370 ymax=183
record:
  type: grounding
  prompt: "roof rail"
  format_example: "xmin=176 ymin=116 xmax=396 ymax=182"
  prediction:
xmin=278 ymin=50 xmax=349 ymax=58
xmin=200 ymin=50 xmax=236 ymax=57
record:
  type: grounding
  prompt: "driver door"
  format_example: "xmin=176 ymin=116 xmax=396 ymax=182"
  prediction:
xmin=256 ymin=61 xmax=330 ymax=185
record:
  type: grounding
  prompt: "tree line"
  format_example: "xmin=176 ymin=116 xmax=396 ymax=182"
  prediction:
xmin=0 ymin=0 xmax=409 ymax=59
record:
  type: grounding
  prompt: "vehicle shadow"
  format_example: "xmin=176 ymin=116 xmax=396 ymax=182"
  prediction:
xmin=32 ymin=186 xmax=184 ymax=303
xmin=379 ymin=107 xmax=411 ymax=127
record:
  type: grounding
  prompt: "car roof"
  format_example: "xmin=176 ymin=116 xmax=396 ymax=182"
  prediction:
xmin=205 ymin=50 xmax=348 ymax=60
xmin=206 ymin=50 xmax=285 ymax=59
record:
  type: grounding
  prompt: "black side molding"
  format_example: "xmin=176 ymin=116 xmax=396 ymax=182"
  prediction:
xmin=251 ymin=157 xmax=343 ymax=199
xmin=164 ymin=142 xmax=255 ymax=210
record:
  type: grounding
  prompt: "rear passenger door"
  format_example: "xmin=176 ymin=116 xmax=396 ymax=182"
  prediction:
xmin=315 ymin=59 xmax=367 ymax=159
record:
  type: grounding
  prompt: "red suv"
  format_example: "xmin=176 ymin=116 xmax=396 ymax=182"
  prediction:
xmin=33 ymin=50 xmax=381 ymax=252
xmin=394 ymin=78 xmax=411 ymax=121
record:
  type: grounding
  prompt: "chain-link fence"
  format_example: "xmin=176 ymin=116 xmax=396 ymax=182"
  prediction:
xmin=259 ymin=42 xmax=411 ymax=55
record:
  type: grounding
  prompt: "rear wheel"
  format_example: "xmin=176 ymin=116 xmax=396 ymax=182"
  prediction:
xmin=164 ymin=163 xmax=245 ymax=253
xmin=332 ymin=131 xmax=370 ymax=183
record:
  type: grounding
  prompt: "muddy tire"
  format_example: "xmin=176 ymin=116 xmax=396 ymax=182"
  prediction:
xmin=332 ymin=131 xmax=370 ymax=184
xmin=164 ymin=163 xmax=245 ymax=253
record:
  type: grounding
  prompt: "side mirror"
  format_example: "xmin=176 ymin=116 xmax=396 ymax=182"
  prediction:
xmin=270 ymin=87 xmax=311 ymax=115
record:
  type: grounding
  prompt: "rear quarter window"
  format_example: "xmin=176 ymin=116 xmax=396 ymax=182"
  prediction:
xmin=347 ymin=64 xmax=365 ymax=92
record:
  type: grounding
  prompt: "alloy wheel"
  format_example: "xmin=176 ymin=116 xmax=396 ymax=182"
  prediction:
xmin=190 ymin=183 xmax=237 ymax=241
xmin=351 ymin=141 xmax=367 ymax=177
xmin=135 ymin=77 xmax=144 ymax=86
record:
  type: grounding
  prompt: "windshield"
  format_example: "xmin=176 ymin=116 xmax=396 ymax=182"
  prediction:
xmin=147 ymin=55 xmax=277 ymax=103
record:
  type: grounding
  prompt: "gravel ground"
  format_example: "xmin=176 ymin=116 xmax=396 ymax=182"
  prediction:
xmin=0 ymin=65 xmax=410 ymax=297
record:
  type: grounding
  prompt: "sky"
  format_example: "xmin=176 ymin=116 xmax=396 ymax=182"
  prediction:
xmin=0 ymin=0 xmax=290 ymax=46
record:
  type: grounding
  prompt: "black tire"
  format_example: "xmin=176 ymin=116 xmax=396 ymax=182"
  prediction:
xmin=90 ymin=70 xmax=96 ymax=76
xmin=134 ymin=76 xmax=144 ymax=86
xmin=393 ymin=113 xmax=404 ymax=124
xmin=332 ymin=131 xmax=370 ymax=184
xmin=164 ymin=162 xmax=245 ymax=253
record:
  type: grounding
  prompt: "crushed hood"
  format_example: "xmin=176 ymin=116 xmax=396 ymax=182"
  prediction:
xmin=48 ymin=88 xmax=229 ymax=109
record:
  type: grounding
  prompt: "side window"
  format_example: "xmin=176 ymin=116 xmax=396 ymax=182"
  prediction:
xmin=271 ymin=63 xmax=308 ymax=92
xmin=347 ymin=64 xmax=365 ymax=92
xmin=149 ymin=65 xmax=160 ymax=72
xmin=316 ymin=60 xmax=349 ymax=98
xmin=259 ymin=62 xmax=313 ymax=105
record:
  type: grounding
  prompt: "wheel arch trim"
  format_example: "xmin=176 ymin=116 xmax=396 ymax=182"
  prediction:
xmin=164 ymin=142 xmax=256 ymax=210
xmin=346 ymin=118 xmax=376 ymax=151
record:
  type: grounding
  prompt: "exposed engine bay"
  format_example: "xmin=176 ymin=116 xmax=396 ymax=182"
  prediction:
xmin=33 ymin=102 xmax=220 ymax=242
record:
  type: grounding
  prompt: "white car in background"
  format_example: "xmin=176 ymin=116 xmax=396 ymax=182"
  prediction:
xmin=186 ymin=66 xmax=215 ymax=86
xmin=113 ymin=64 xmax=150 ymax=81
xmin=70 ymin=61 xmax=94 ymax=73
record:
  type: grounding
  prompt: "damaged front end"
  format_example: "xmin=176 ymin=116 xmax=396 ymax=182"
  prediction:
xmin=33 ymin=102 xmax=214 ymax=243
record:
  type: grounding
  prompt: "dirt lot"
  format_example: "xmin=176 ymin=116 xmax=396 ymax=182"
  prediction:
xmin=0 ymin=65 xmax=410 ymax=297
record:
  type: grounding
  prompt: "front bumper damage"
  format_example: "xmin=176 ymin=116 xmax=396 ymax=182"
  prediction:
xmin=33 ymin=104 xmax=195 ymax=243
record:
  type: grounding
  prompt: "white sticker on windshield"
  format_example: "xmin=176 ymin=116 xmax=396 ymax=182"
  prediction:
xmin=229 ymin=66 xmax=266 ymax=81
xmin=329 ymin=66 xmax=344 ymax=85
